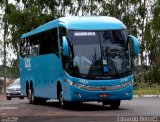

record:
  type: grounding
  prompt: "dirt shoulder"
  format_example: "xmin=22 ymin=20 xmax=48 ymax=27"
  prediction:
xmin=0 ymin=94 xmax=5 ymax=99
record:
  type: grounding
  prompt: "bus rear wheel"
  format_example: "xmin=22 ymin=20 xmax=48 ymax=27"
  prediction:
xmin=28 ymin=89 xmax=32 ymax=104
xmin=28 ymin=87 xmax=38 ymax=104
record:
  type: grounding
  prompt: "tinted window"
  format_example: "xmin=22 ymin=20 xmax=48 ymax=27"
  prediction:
xmin=39 ymin=29 xmax=58 ymax=55
xmin=20 ymin=28 xmax=59 ymax=57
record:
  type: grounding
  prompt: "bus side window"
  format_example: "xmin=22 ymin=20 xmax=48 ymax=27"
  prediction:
xmin=52 ymin=29 xmax=59 ymax=55
xmin=24 ymin=39 xmax=28 ymax=57
xmin=21 ymin=28 xmax=59 ymax=57
xmin=39 ymin=33 xmax=45 ymax=55
xmin=30 ymin=35 xmax=40 ymax=56
xmin=39 ymin=28 xmax=59 ymax=56
xmin=20 ymin=39 xmax=25 ymax=58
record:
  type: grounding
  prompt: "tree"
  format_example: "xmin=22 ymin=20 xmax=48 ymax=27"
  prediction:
xmin=1 ymin=0 xmax=9 ymax=93
xmin=5 ymin=0 xmax=57 ymax=77
xmin=144 ymin=0 xmax=160 ymax=83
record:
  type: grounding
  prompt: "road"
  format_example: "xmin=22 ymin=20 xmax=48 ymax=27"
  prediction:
xmin=0 ymin=94 xmax=160 ymax=122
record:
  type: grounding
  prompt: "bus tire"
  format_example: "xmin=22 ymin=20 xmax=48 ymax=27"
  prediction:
xmin=28 ymin=87 xmax=38 ymax=105
xmin=28 ymin=89 xmax=32 ymax=104
xmin=26 ymin=81 xmax=29 ymax=99
xmin=110 ymin=100 xmax=121 ymax=110
xmin=39 ymin=98 xmax=46 ymax=104
xmin=59 ymin=90 xmax=68 ymax=109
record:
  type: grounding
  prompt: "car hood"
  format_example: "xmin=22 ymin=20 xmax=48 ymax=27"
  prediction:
xmin=7 ymin=85 xmax=20 ymax=90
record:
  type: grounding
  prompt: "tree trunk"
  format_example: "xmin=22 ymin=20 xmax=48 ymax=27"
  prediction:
xmin=3 ymin=0 xmax=8 ymax=93
xmin=140 ymin=0 xmax=146 ymax=84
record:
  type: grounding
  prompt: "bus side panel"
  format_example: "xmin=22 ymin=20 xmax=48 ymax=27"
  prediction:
xmin=20 ymin=54 xmax=63 ymax=99
xmin=20 ymin=72 xmax=27 ymax=96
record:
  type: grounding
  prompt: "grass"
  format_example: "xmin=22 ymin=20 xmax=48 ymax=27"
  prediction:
xmin=134 ymin=85 xmax=160 ymax=95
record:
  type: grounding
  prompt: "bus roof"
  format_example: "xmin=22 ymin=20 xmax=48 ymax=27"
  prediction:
xmin=21 ymin=16 xmax=126 ymax=39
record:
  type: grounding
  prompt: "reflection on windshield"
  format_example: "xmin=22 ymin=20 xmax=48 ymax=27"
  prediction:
xmin=73 ymin=44 xmax=101 ymax=75
xmin=68 ymin=30 xmax=131 ymax=79
xmin=100 ymin=31 xmax=130 ymax=75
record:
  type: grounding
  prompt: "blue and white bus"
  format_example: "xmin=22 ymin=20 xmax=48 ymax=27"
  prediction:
xmin=20 ymin=16 xmax=140 ymax=109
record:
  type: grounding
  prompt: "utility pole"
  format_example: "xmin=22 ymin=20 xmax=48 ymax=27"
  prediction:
xmin=3 ymin=0 xmax=8 ymax=93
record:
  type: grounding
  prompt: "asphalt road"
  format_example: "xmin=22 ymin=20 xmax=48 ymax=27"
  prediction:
xmin=0 ymin=94 xmax=160 ymax=122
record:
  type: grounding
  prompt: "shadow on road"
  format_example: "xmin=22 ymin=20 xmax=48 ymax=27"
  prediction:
xmin=24 ymin=99 xmax=125 ymax=111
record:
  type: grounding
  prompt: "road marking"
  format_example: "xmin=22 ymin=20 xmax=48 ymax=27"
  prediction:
xmin=0 ymin=107 xmax=18 ymax=110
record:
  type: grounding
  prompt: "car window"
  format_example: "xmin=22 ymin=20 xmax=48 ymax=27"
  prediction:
xmin=12 ymin=78 xmax=20 ymax=85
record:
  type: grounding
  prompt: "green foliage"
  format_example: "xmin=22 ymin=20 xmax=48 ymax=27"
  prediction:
xmin=134 ymin=81 xmax=160 ymax=95
xmin=143 ymin=0 xmax=160 ymax=84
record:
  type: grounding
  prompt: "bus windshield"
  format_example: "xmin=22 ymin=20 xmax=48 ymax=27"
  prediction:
xmin=67 ymin=30 xmax=131 ymax=79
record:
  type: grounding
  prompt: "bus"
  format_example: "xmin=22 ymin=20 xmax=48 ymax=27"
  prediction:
xmin=20 ymin=16 xmax=140 ymax=109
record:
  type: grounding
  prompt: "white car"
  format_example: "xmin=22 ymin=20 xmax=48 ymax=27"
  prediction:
xmin=6 ymin=78 xmax=25 ymax=100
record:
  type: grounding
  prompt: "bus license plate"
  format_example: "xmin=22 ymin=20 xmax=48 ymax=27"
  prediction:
xmin=99 ymin=94 xmax=109 ymax=98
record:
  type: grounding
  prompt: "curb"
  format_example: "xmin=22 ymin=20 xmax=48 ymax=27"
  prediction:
xmin=134 ymin=95 xmax=160 ymax=98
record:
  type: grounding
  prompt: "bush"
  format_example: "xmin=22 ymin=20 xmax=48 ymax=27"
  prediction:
xmin=133 ymin=77 xmax=141 ymax=90
xmin=134 ymin=80 xmax=160 ymax=95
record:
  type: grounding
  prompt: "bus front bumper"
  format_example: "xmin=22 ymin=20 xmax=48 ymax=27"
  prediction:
xmin=64 ymin=80 xmax=133 ymax=102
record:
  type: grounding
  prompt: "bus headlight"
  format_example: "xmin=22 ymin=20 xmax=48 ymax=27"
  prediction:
xmin=66 ymin=79 xmax=86 ymax=89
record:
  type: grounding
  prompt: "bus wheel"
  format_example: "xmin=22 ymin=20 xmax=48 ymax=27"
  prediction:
xmin=110 ymin=100 xmax=121 ymax=110
xmin=28 ymin=87 xmax=37 ymax=104
xmin=59 ymin=90 xmax=68 ymax=109
xmin=39 ymin=98 xmax=46 ymax=104
xmin=28 ymin=89 xmax=32 ymax=104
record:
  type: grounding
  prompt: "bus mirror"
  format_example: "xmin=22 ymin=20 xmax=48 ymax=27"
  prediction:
xmin=128 ymin=35 xmax=140 ymax=56
xmin=62 ymin=36 xmax=69 ymax=56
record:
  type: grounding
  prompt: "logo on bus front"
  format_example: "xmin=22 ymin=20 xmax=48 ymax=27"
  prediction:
xmin=25 ymin=58 xmax=31 ymax=69
xmin=79 ymin=79 xmax=88 ymax=84
xmin=101 ymin=86 xmax=107 ymax=91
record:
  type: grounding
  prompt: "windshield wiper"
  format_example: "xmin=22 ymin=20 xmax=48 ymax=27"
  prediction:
xmin=91 ymin=47 xmax=97 ymax=64
xmin=107 ymin=57 xmax=120 ymax=76
xmin=104 ymin=48 xmax=119 ymax=75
